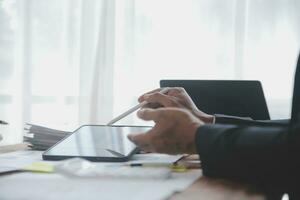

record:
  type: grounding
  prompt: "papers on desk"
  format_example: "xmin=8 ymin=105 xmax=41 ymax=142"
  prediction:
xmin=0 ymin=170 xmax=201 ymax=200
xmin=55 ymin=158 xmax=172 ymax=179
xmin=0 ymin=150 xmax=200 ymax=200
xmin=0 ymin=151 xmax=181 ymax=178
xmin=24 ymin=124 xmax=71 ymax=150
xmin=52 ymin=154 xmax=183 ymax=179
xmin=0 ymin=151 xmax=43 ymax=174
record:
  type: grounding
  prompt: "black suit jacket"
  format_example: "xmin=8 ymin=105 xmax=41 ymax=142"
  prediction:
xmin=196 ymin=54 xmax=300 ymax=199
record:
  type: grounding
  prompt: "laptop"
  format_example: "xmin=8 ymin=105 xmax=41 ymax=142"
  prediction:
xmin=160 ymin=80 xmax=270 ymax=120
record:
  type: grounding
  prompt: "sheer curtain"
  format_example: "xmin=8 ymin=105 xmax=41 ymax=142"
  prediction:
xmin=0 ymin=0 xmax=299 ymax=145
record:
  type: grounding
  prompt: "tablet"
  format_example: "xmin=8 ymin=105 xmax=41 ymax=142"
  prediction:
xmin=42 ymin=125 xmax=152 ymax=162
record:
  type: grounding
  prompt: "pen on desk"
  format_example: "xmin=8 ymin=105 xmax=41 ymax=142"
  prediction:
xmin=0 ymin=120 xmax=8 ymax=125
xmin=127 ymin=163 xmax=187 ymax=172
xmin=128 ymin=163 xmax=174 ymax=167
xmin=106 ymin=88 xmax=169 ymax=125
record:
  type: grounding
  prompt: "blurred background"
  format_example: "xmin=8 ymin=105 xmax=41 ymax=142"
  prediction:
xmin=0 ymin=0 xmax=300 ymax=145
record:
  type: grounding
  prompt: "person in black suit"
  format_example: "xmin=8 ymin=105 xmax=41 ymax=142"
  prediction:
xmin=128 ymin=54 xmax=300 ymax=199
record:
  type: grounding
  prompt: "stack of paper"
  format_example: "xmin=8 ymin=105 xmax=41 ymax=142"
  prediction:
xmin=24 ymin=124 xmax=71 ymax=150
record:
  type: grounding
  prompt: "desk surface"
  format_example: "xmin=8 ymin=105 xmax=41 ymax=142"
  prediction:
xmin=0 ymin=144 xmax=266 ymax=200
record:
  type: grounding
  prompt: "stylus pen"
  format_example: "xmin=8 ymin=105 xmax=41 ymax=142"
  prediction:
xmin=106 ymin=88 xmax=169 ymax=125
xmin=107 ymin=101 xmax=148 ymax=125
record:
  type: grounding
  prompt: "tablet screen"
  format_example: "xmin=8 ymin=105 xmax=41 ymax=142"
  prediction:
xmin=43 ymin=125 xmax=151 ymax=161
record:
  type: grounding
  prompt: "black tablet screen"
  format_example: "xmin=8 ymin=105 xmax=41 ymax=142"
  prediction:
xmin=43 ymin=125 xmax=151 ymax=160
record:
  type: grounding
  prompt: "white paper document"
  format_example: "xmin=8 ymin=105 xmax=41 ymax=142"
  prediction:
xmin=0 ymin=151 xmax=43 ymax=173
xmin=0 ymin=151 xmax=182 ymax=174
xmin=0 ymin=170 xmax=201 ymax=200
xmin=0 ymin=150 xmax=201 ymax=200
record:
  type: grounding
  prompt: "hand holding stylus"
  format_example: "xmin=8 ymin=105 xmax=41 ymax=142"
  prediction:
xmin=107 ymin=88 xmax=169 ymax=125
xmin=138 ymin=87 xmax=214 ymax=124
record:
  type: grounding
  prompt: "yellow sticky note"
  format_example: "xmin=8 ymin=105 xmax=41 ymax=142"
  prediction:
xmin=170 ymin=164 xmax=187 ymax=172
xmin=22 ymin=162 xmax=54 ymax=173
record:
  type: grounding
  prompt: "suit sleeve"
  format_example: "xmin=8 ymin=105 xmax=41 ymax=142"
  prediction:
xmin=195 ymin=123 xmax=300 ymax=190
xmin=214 ymin=114 xmax=290 ymax=126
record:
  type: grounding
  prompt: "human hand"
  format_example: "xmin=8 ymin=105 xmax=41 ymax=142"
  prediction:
xmin=138 ymin=87 xmax=214 ymax=124
xmin=128 ymin=107 xmax=204 ymax=155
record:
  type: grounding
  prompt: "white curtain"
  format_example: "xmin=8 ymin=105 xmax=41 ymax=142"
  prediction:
xmin=0 ymin=0 xmax=300 ymax=145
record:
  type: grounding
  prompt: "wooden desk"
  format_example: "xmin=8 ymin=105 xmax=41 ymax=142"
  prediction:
xmin=0 ymin=144 xmax=267 ymax=200
xmin=171 ymin=176 xmax=266 ymax=200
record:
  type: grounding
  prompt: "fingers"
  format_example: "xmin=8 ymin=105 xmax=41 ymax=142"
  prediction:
xmin=138 ymin=88 xmax=161 ymax=102
xmin=146 ymin=92 xmax=171 ymax=106
xmin=138 ymin=88 xmax=170 ymax=102
xmin=137 ymin=108 xmax=163 ymax=122
xmin=128 ymin=124 xmax=169 ymax=153
xmin=138 ymin=87 xmax=187 ymax=106
xmin=128 ymin=132 xmax=152 ymax=150
xmin=167 ymin=87 xmax=185 ymax=96
xmin=137 ymin=107 xmax=187 ymax=121
xmin=129 ymin=107 xmax=201 ymax=154
xmin=128 ymin=129 xmax=157 ymax=152
xmin=145 ymin=93 xmax=180 ymax=108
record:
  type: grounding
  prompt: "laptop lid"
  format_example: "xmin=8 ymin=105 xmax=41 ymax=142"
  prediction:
xmin=160 ymin=80 xmax=270 ymax=120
